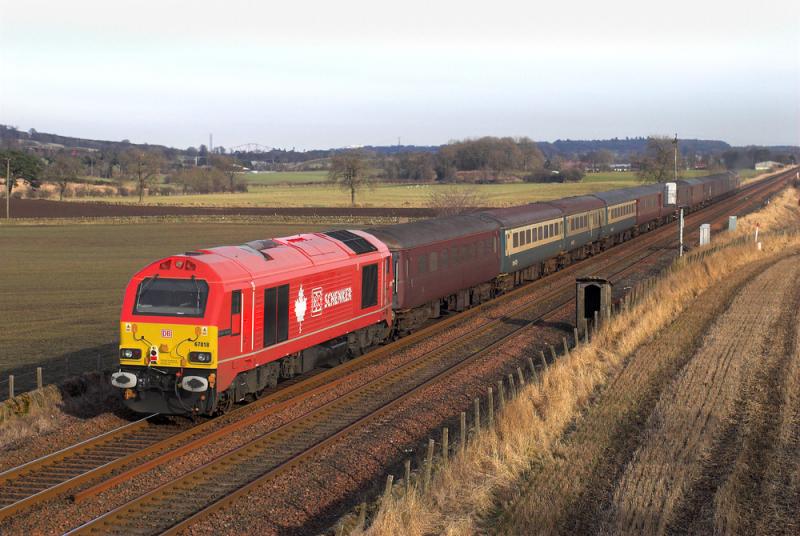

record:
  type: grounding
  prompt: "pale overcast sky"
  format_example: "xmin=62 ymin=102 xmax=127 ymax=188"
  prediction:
xmin=1 ymin=0 xmax=798 ymax=149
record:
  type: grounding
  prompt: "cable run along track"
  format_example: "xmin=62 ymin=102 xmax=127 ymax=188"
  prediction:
xmin=60 ymin=171 xmax=792 ymax=535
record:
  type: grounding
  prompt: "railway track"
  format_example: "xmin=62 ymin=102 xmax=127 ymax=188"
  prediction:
xmin=1 ymin=170 xmax=790 ymax=534
xmin=66 ymin=168 xmax=791 ymax=535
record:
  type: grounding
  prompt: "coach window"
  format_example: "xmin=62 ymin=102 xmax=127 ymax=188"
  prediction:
xmin=526 ymin=228 xmax=532 ymax=243
xmin=361 ymin=263 xmax=378 ymax=308
xmin=441 ymin=249 xmax=448 ymax=269
xmin=429 ymin=251 xmax=438 ymax=272
xmin=230 ymin=290 xmax=242 ymax=336
xmin=418 ymin=255 xmax=427 ymax=274
xmin=513 ymin=232 xmax=519 ymax=248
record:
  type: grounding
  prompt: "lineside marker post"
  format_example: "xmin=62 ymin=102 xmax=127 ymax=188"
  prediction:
xmin=8 ymin=375 xmax=13 ymax=399
xmin=423 ymin=438 xmax=435 ymax=492
xmin=460 ymin=412 xmax=466 ymax=452
xmin=487 ymin=387 xmax=494 ymax=426
xmin=36 ymin=367 xmax=43 ymax=390
xmin=442 ymin=428 xmax=449 ymax=466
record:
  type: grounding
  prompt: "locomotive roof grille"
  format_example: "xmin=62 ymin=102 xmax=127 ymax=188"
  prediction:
xmin=324 ymin=230 xmax=378 ymax=255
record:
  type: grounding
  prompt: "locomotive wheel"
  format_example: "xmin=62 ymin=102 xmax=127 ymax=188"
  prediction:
xmin=217 ymin=392 xmax=234 ymax=415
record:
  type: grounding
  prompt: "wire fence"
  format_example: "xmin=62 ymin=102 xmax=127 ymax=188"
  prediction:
xmin=0 ymin=352 xmax=119 ymax=402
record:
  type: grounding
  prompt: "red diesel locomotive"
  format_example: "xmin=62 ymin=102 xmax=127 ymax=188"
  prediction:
xmin=111 ymin=230 xmax=393 ymax=415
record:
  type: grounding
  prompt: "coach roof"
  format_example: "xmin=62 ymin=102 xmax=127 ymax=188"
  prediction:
xmin=366 ymin=213 xmax=499 ymax=250
xmin=478 ymin=203 xmax=563 ymax=228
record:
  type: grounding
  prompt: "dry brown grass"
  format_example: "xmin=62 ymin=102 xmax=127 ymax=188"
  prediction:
xmin=363 ymin=184 xmax=800 ymax=536
xmin=0 ymin=372 xmax=121 ymax=450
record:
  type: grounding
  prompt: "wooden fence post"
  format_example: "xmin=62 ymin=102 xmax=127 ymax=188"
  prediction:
xmin=539 ymin=350 xmax=548 ymax=370
xmin=423 ymin=438 xmax=435 ymax=492
xmin=498 ymin=380 xmax=505 ymax=409
xmin=460 ymin=411 xmax=466 ymax=452
xmin=508 ymin=373 xmax=516 ymax=398
xmin=487 ymin=387 xmax=494 ymax=426
xmin=442 ymin=427 xmax=449 ymax=466
xmin=527 ymin=357 xmax=538 ymax=382
xmin=549 ymin=345 xmax=557 ymax=362
xmin=383 ymin=474 xmax=394 ymax=502
xmin=404 ymin=459 xmax=411 ymax=496
xmin=36 ymin=367 xmax=43 ymax=390
xmin=473 ymin=398 xmax=481 ymax=436
xmin=563 ymin=337 xmax=570 ymax=357
xmin=516 ymin=366 xmax=525 ymax=387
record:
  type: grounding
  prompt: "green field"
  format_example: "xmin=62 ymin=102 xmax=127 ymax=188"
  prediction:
xmin=0 ymin=221 xmax=339 ymax=380
xmin=243 ymin=171 xmax=329 ymax=185
xmin=69 ymin=170 xmax=736 ymax=208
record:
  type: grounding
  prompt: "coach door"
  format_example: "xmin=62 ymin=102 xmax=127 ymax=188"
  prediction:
xmin=264 ymin=284 xmax=289 ymax=347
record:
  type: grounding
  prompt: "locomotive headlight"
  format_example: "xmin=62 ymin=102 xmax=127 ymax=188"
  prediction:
xmin=188 ymin=351 xmax=212 ymax=364
xmin=120 ymin=348 xmax=142 ymax=360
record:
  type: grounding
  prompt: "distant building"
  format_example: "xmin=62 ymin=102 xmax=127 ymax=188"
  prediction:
xmin=610 ymin=163 xmax=632 ymax=172
xmin=755 ymin=161 xmax=782 ymax=170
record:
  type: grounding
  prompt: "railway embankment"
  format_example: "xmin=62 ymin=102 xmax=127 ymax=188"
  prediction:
xmin=363 ymin=186 xmax=800 ymax=535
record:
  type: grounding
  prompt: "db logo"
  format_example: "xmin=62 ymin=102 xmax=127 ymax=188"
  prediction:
xmin=161 ymin=329 xmax=173 ymax=338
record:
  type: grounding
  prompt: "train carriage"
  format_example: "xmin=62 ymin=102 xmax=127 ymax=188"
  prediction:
xmin=112 ymin=230 xmax=393 ymax=415
xmin=676 ymin=178 xmax=704 ymax=209
xmin=590 ymin=189 xmax=637 ymax=241
xmin=479 ymin=203 xmax=564 ymax=282
xmin=546 ymin=196 xmax=606 ymax=258
xmin=366 ymin=215 xmax=500 ymax=334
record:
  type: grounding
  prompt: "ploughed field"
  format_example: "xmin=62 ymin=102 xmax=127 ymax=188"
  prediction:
xmin=0 ymin=221 xmax=337 ymax=390
xmin=497 ymin=249 xmax=800 ymax=535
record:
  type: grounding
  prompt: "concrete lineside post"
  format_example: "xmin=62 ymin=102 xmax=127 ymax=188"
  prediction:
xmin=8 ymin=375 xmax=14 ymax=399
xmin=36 ymin=367 xmax=43 ymax=390
xmin=563 ymin=337 xmax=570 ymax=357
xmin=539 ymin=350 xmax=548 ymax=370
xmin=549 ymin=345 xmax=557 ymax=363
xmin=517 ymin=366 xmax=525 ymax=387
xmin=508 ymin=373 xmax=516 ymax=398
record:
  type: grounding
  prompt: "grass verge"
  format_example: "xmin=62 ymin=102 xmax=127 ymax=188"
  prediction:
xmin=363 ymin=185 xmax=800 ymax=535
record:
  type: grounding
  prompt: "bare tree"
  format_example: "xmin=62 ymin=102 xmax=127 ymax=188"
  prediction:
xmin=209 ymin=155 xmax=245 ymax=192
xmin=45 ymin=154 xmax=83 ymax=200
xmin=328 ymin=151 xmax=372 ymax=206
xmin=636 ymin=136 xmax=677 ymax=183
xmin=426 ymin=185 xmax=487 ymax=216
xmin=121 ymin=149 xmax=166 ymax=202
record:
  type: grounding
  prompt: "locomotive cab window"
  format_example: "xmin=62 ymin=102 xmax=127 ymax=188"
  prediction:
xmin=231 ymin=290 xmax=242 ymax=336
xmin=134 ymin=277 xmax=209 ymax=317
xmin=362 ymin=263 xmax=378 ymax=308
